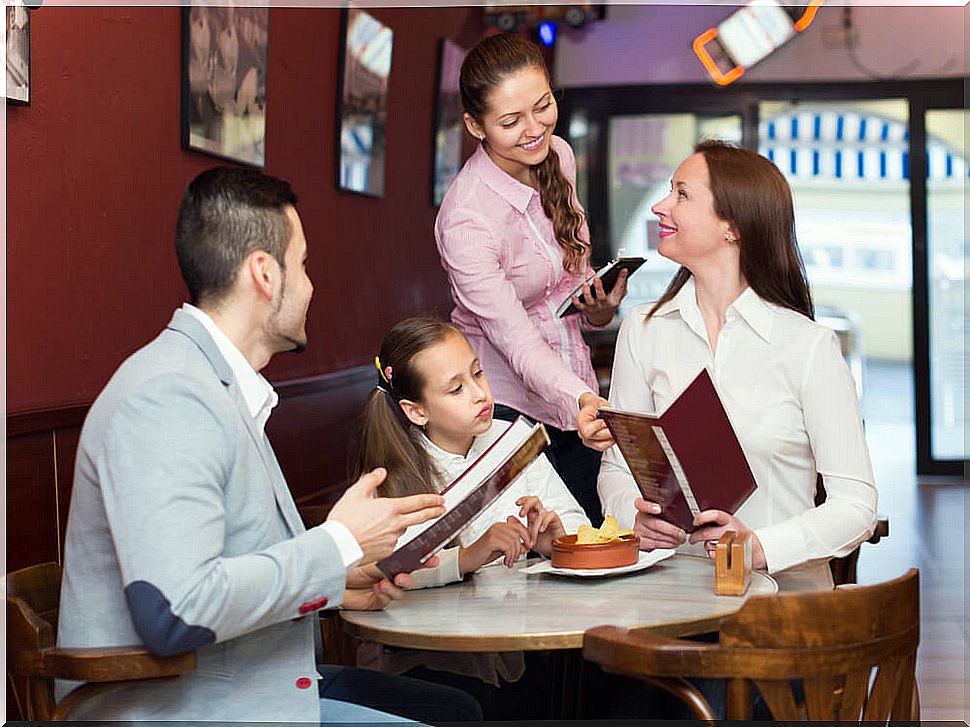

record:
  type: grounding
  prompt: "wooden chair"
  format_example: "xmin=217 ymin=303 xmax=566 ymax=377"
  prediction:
xmin=5 ymin=561 xmax=197 ymax=720
xmin=815 ymin=475 xmax=890 ymax=585
xmin=583 ymin=568 xmax=920 ymax=721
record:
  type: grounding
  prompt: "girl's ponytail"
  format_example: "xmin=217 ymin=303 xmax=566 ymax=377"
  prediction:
xmin=352 ymin=317 xmax=460 ymax=498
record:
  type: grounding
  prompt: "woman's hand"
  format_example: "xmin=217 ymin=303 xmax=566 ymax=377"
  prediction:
xmin=572 ymin=269 xmax=628 ymax=327
xmin=633 ymin=497 xmax=686 ymax=551
xmin=577 ymin=392 xmax=614 ymax=451
xmin=689 ymin=510 xmax=766 ymax=570
xmin=516 ymin=495 xmax=565 ymax=556
xmin=459 ymin=518 xmax=531 ymax=573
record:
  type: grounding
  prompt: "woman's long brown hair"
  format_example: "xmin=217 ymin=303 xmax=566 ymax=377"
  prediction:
xmin=646 ymin=140 xmax=814 ymax=322
xmin=460 ymin=33 xmax=587 ymax=273
xmin=352 ymin=318 xmax=457 ymax=498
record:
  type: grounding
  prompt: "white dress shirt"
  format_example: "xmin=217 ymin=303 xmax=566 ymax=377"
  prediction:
xmin=181 ymin=304 xmax=362 ymax=569
xmin=597 ymin=279 xmax=877 ymax=591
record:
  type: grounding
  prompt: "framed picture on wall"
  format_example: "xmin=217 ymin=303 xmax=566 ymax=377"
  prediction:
xmin=432 ymin=38 xmax=466 ymax=206
xmin=336 ymin=8 xmax=393 ymax=197
xmin=181 ymin=4 xmax=268 ymax=167
xmin=6 ymin=4 xmax=30 ymax=105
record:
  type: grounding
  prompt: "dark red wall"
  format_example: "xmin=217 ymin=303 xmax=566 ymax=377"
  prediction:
xmin=7 ymin=6 xmax=483 ymax=413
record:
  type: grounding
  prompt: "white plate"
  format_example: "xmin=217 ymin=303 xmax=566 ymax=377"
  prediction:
xmin=521 ymin=549 xmax=676 ymax=578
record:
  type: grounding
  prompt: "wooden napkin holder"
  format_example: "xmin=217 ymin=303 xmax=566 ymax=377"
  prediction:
xmin=714 ymin=530 xmax=752 ymax=596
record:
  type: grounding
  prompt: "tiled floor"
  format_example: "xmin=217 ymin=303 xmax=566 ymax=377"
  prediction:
xmin=856 ymin=360 xmax=967 ymax=722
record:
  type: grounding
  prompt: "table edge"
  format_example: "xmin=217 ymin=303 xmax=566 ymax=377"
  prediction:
xmin=340 ymin=556 xmax=778 ymax=652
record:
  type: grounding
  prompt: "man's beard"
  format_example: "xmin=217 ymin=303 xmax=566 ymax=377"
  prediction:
xmin=281 ymin=335 xmax=307 ymax=354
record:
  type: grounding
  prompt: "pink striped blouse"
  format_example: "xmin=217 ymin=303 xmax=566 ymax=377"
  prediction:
xmin=434 ymin=135 xmax=601 ymax=431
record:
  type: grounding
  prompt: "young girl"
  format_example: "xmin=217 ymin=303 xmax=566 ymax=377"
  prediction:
xmin=356 ymin=316 xmax=588 ymax=585
xmin=353 ymin=316 xmax=589 ymax=718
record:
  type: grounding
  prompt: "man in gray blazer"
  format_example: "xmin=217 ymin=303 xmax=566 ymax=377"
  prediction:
xmin=56 ymin=167 xmax=482 ymax=723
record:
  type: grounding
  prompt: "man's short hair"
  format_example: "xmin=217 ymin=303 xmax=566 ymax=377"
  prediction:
xmin=175 ymin=167 xmax=298 ymax=305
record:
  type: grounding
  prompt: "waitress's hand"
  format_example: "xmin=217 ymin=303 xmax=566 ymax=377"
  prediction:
xmin=633 ymin=497 xmax=686 ymax=551
xmin=689 ymin=510 xmax=766 ymax=570
xmin=572 ymin=269 xmax=628 ymax=327
xmin=577 ymin=392 xmax=614 ymax=451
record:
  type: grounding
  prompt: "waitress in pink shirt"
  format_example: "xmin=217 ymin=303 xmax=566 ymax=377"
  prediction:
xmin=434 ymin=33 xmax=627 ymax=524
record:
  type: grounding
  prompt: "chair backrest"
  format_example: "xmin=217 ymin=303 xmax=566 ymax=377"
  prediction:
xmin=5 ymin=561 xmax=62 ymax=720
xmin=719 ymin=568 xmax=920 ymax=720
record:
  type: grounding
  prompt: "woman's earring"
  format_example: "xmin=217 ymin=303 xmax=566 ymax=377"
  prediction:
xmin=726 ymin=232 xmax=738 ymax=244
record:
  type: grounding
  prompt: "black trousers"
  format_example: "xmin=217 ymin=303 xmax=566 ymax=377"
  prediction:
xmin=492 ymin=404 xmax=603 ymax=525
xmin=318 ymin=664 xmax=484 ymax=723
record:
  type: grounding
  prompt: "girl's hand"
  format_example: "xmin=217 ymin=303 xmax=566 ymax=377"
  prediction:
xmin=577 ymin=392 xmax=614 ymax=452
xmin=689 ymin=509 xmax=766 ymax=570
xmin=516 ymin=496 xmax=566 ymax=556
xmin=633 ymin=497 xmax=686 ymax=551
xmin=459 ymin=518 xmax=530 ymax=573
xmin=572 ymin=269 xmax=628 ymax=327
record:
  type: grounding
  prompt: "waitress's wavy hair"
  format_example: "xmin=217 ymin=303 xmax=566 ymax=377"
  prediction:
xmin=460 ymin=33 xmax=587 ymax=273
xmin=646 ymin=140 xmax=814 ymax=323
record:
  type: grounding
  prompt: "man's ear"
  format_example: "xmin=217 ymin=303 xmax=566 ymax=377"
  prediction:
xmin=463 ymin=112 xmax=485 ymax=142
xmin=398 ymin=399 xmax=428 ymax=428
xmin=246 ymin=249 xmax=279 ymax=301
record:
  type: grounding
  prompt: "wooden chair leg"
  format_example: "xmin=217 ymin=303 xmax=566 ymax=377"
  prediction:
xmin=726 ymin=677 xmax=752 ymax=719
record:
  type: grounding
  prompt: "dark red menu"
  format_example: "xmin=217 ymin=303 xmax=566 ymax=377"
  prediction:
xmin=376 ymin=418 xmax=550 ymax=579
xmin=598 ymin=368 xmax=756 ymax=533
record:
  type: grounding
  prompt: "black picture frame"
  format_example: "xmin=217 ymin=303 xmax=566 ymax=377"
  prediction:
xmin=180 ymin=4 xmax=268 ymax=167
xmin=431 ymin=38 xmax=466 ymax=206
xmin=6 ymin=5 xmax=30 ymax=106
xmin=335 ymin=8 xmax=393 ymax=198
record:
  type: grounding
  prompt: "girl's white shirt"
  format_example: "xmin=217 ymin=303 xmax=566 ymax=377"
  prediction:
xmin=408 ymin=418 xmax=590 ymax=589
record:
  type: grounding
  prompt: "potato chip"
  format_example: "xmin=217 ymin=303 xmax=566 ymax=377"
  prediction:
xmin=573 ymin=518 xmax=635 ymax=544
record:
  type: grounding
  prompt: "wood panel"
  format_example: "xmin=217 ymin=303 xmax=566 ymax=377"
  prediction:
xmin=268 ymin=365 xmax=375 ymax=504
xmin=6 ymin=433 xmax=60 ymax=571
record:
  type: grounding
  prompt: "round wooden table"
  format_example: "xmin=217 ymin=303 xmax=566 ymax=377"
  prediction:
xmin=341 ymin=554 xmax=777 ymax=651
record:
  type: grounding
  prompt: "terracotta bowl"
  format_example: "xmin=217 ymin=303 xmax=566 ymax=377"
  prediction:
xmin=551 ymin=534 xmax=639 ymax=570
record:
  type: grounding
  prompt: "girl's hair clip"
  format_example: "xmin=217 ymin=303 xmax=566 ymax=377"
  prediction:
xmin=374 ymin=356 xmax=393 ymax=385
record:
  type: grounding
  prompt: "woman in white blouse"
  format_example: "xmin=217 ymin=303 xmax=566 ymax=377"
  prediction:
xmin=578 ymin=140 xmax=877 ymax=591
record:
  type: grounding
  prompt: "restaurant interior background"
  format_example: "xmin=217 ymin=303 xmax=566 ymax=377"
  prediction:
xmin=4 ymin=1 xmax=967 ymax=721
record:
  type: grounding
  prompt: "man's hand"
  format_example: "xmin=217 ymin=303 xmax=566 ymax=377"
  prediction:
xmin=577 ymin=392 xmax=614 ymax=451
xmin=341 ymin=578 xmax=405 ymax=611
xmin=327 ymin=468 xmax=445 ymax=565
xmin=516 ymin=495 xmax=565 ymax=557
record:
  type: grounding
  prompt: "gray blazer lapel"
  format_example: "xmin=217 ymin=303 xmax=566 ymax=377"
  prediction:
xmin=167 ymin=309 xmax=306 ymax=537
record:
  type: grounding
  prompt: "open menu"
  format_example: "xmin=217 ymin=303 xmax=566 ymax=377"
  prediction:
xmin=597 ymin=368 xmax=756 ymax=533
xmin=557 ymin=256 xmax=646 ymax=318
xmin=376 ymin=417 xmax=550 ymax=579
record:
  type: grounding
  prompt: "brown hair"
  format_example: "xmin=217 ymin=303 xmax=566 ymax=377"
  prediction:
xmin=352 ymin=317 xmax=459 ymax=498
xmin=460 ymin=33 xmax=587 ymax=273
xmin=646 ymin=140 xmax=814 ymax=322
